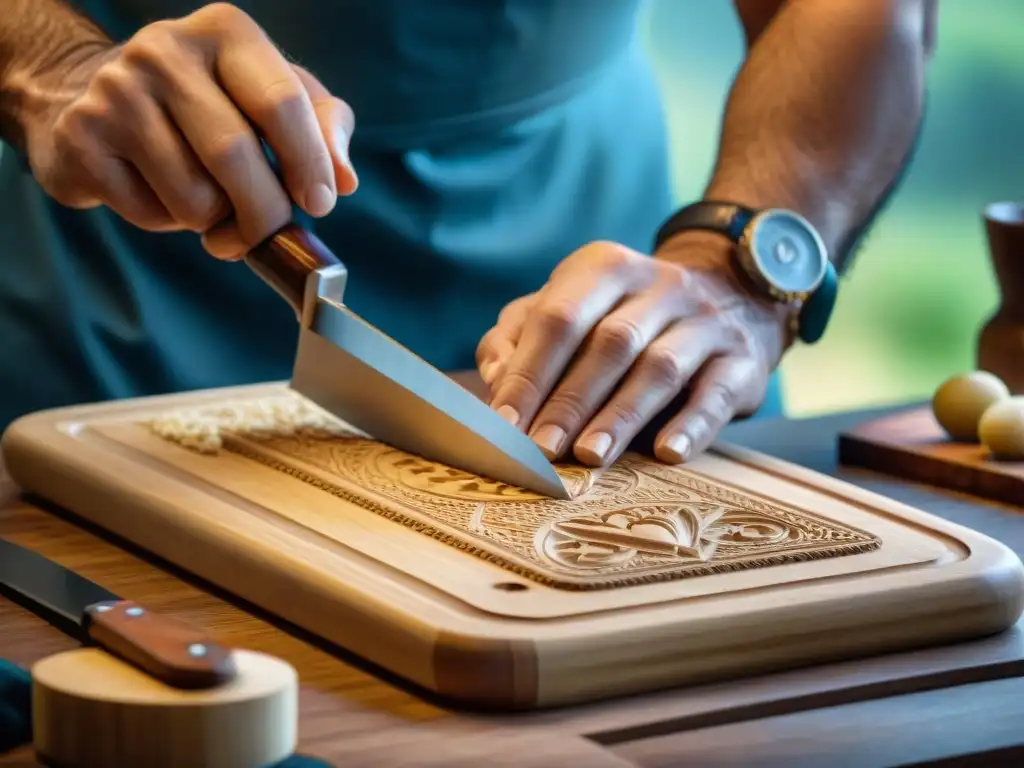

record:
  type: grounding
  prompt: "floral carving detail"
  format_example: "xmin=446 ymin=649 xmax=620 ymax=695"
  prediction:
xmin=148 ymin=393 xmax=882 ymax=591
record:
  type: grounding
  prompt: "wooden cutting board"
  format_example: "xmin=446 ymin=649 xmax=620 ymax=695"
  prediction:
xmin=838 ymin=406 xmax=1024 ymax=508
xmin=3 ymin=383 xmax=1024 ymax=711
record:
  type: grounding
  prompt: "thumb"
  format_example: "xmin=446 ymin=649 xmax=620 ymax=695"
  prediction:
xmin=292 ymin=64 xmax=358 ymax=196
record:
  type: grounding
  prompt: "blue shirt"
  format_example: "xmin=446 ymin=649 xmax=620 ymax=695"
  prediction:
xmin=0 ymin=0 xmax=783 ymax=430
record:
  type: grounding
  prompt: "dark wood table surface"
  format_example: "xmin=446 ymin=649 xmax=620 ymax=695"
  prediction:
xmin=3 ymin=402 xmax=1024 ymax=767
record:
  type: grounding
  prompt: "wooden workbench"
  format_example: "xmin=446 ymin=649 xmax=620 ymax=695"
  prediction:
xmin=2 ymin=403 xmax=1023 ymax=767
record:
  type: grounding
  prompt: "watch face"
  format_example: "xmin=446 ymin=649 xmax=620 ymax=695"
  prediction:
xmin=746 ymin=210 xmax=828 ymax=296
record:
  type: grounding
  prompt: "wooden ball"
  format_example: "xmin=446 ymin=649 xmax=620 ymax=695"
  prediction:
xmin=931 ymin=371 xmax=1010 ymax=441
xmin=32 ymin=648 xmax=298 ymax=768
xmin=979 ymin=397 xmax=1024 ymax=459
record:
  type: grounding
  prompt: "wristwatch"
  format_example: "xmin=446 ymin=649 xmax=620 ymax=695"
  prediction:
xmin=653 ymin=201 xmax=839 ymax=344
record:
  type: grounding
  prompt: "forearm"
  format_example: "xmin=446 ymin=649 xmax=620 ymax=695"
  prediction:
xmin=0 ymin=0 xmax=111 ymax=150
xmin=704 ymin=0 xmax=933 ymax=271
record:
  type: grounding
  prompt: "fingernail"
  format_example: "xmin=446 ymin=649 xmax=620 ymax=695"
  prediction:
xmin=305 ymin=182 xmax=336 ymax=218
xmin=496 ymin=404 xmax=519 ymax=426
xmin=531 ymin=425 xmax=566 ymax=458
xmin=576 ymin=432 xmax=612 ymax=464
xmin=333 ymin=124 xmax=358 ymax=189
xmin=662 ymin=434 xmax=691 ymax=463
xmin=333 ymin=124 xmax=351 ymax=165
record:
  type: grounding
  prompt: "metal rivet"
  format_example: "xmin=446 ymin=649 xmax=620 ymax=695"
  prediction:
xmin=188 ymin=643 xmax=208 ymax=658
xmin=125 ymin=607 xmax=144 ymax=617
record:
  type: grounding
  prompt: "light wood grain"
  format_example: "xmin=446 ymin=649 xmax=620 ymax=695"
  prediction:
xmin=32 ymin=648 xmax=297 ymax=768
xmin=839 ymin=406 xmax=1024 ymax=507
xmin=4 ymin=384 xmax=1024 ymax=711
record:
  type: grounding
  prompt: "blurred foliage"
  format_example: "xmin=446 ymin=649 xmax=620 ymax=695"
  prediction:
xmin=643 ymin=1 xmax=1021 ymax=415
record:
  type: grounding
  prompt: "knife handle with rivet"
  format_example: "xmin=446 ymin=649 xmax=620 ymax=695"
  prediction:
xmin=244 ymin=224 xmax=341 ymax=317
xmin=82 ymin=601 xmax=237 ymax=690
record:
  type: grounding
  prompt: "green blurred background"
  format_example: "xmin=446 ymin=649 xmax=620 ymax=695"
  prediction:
xmin=644 ymin=1 xmax=1021 ymax=417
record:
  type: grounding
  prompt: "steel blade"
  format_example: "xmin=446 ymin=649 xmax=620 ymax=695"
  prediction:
xmin=289 ymin=299 xmax=570 ymax=499
xmin=0 ymin=537 xmax=119 ymax=640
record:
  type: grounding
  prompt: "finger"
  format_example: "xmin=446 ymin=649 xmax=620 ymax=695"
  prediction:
xmin=571 ymin=319 xmax=735 ymax=467
xmin=163 ymin=63 xmax=291 ymax=253
xmin=525 ymin=292 xmax=680 ymax=460
xmin=93 ymin=158 xmax=178 ymax=231
xmin=117 ymin=93 xmax=230 ymax=232
xmin=64 ymin=122 xmax=177 ymax=230
xmin=653 ymin=355 xmax=763 ymax=464
xmin=292 ymin=64 xmax=358 ymax=196
xmin=200 ymin=219 xmax=249 ymax=260
xmin=216 ymin=34 xmax=337 ymax=219
xmin=45 ymin=97 xmax=174 ymax=230
xmin=476 ymin=295 xmax=534 ymax=387
xmin=489 ymin=244 xmax=653 ymax=430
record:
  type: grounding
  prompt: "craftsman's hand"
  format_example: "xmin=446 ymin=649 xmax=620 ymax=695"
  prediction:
xmin=20 ymin=3 xmax=357 ymax=259
xmin=477 ymin=234 xmax=793 ymax=467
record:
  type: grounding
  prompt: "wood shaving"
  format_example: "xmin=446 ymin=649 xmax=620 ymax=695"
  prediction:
xmin=146 ymin=391 xmax=353 ymax=454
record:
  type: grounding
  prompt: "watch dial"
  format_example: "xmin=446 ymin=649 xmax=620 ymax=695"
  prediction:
xmin=748 ymin=211 xmax=827 ymax=294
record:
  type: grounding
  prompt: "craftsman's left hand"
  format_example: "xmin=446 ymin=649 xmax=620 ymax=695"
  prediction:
xmin=477 ymin=234 xmax=793 ymax=467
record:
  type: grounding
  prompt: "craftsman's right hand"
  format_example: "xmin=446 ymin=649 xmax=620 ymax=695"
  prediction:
xmin=20 ymin=3 xmax=358 ymax=260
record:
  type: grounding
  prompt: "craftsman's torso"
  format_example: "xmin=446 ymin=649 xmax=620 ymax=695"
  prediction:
xmin=0 ymin=0 xmax=783 ymax=430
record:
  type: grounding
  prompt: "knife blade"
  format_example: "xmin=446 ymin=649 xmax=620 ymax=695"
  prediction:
xmin=0 ymin=537 xmax=236 ymax=689
xmin=243 ymin=225 xmax=570 ymax=500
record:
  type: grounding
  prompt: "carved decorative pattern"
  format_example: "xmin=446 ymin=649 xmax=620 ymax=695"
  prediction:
xmin=147 ymin=395 xmax=882 ymax=591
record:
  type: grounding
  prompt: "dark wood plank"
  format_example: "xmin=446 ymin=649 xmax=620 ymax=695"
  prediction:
xmin=837 ymin=405 xmax=1024 ymax=507
xmin=609 ymin=676 xmax=1024 ymax=768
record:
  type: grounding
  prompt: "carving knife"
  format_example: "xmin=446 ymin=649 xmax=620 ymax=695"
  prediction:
xmin=242 ymin=224 xmax=570 ymax=500
xmin=0 ymin=537 xmax=236 ymax=689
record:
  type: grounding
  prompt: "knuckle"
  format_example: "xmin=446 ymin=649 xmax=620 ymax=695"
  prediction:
xmin=724 ymin=324 xmax=749 ymax=351
xmin=205 ymin=131 xmax=252 ymax=174
xmin=593 ymin=317 xmax=645 ymax=361
xmin=704 ymin=383 xmax=736 ymax=414
xmin=91 ymin=61 xmax=138 ymax=104
xmin=541 ymin=392 xmax=588 ymax=425
xmin=179 ymin=188 xmax=229 ymax=231
xmin=194 ymin=2 xmax=251 ymax=28
xmin=605 ymin=400 xmax=643 ymax=430
xmin=579 ymin=240 xmax=634 ymax=273
xmin=121 ymin=22 xmax=180 ymax=71
xmin=537 ymin=299 xmax=582 ymax=339
xmin=496 ymin=296 xmax=528 ymax=324
xmin=640 ymin=345 xmax=686 ymax=385
xmin=475 ymin=332 xmax=501 ymax=362
xmin=499 ymin=368 xmax=544 ymax=402
xmin=256 ymin=77 xmax=307 ymax=122
xmin=657 ymin=262 xmax=690 ymax=295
